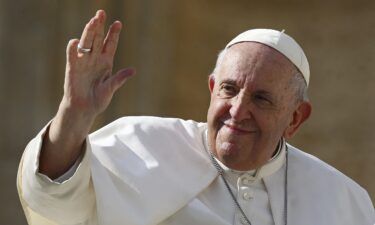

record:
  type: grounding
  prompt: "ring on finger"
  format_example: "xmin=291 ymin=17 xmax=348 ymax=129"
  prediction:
xmin=77 ymin=43 xmax=92 ymax=53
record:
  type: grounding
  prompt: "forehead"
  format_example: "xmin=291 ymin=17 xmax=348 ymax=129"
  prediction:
xmin=217 ymin=42 xmax=296 ymax=87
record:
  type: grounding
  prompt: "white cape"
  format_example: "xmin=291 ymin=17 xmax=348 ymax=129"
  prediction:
xmin=18 ymin=116 xmax=375 ymax=225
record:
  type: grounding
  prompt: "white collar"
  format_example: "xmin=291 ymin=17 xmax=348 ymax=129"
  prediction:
xmin=209 ymin=136 xmax=286 ymax=181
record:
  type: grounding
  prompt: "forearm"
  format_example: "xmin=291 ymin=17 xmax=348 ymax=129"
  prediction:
xmin=38 ymin=99 xmax=96 ymax=179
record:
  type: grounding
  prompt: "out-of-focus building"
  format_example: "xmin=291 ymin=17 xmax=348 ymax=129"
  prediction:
xmin=0 ymin=0 xmax=374 ymax=224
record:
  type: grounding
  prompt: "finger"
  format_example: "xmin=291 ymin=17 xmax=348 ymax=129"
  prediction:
xmin=78 ymin=16 xmax=97 ymax=51
xmin=92 ymin=10 xmax=107 ymax=55
xmin=67 ymin=39 xmax=80 ymax=62
xmin=108 ymin=67 xmax=136 ymax=92
xmin=102 ymin=21 xmax=122 ymax=57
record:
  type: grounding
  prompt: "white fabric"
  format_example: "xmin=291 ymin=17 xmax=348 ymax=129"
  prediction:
xmin=209 ymin=139 xmax=286 ymax=225
xmin=208 ymin=148 xmax=285 ymax=225
xmin=18 ymin=116 xmax=375 ymax=225
xmin=226 ymin=29 xmax=310 ymax=86
xmin=49 ymin=129 xmax=286 ymax=225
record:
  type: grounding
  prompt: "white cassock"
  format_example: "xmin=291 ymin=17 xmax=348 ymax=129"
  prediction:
xmin=18 ymin=116 xmax=375 ymax=225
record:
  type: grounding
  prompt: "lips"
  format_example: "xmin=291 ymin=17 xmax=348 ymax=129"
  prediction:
xmin=222 ymin=120 xmax=255 ymax=134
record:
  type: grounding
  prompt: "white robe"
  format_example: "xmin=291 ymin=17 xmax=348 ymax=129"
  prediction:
xmin=18 ymin=116 xmax=375 ymax=225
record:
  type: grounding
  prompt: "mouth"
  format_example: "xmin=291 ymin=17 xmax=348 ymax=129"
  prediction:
xmin=222 ymin=121 xmax=255 ymax=134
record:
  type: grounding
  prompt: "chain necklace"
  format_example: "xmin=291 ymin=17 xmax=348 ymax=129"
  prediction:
xmin=204 ymin=133 xmax=288 ymax=225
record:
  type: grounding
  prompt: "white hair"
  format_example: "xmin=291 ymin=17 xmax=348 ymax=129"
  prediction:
xmin=211 ymin=49 xmax=227 ymax=78
xmin=290 ymin=70 xmax=308 ymax=102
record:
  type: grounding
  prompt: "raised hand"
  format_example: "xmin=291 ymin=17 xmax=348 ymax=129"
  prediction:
xmin=39 ymin=10 xmax=135 ymax=178
xmin=63 ymin=10 xmax=135 ymax=118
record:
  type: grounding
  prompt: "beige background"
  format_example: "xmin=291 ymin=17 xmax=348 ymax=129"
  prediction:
xmin=1 ymin=0 xmax=374 ymax=224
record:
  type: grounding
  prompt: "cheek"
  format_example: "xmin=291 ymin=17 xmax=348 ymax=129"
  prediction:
xmin=207 ymin=97 xmax=230 ymax=149
xmin=259 ymin=111 xmax=292 ymax=139
xmin=248 ymin=108 xmax=279 ymax=136
xmin=207 ymin=97 xmax=229 ymax=122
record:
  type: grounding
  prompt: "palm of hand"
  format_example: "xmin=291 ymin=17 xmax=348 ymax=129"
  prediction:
xmin=62 ymin=10 xmax=135 ymax=117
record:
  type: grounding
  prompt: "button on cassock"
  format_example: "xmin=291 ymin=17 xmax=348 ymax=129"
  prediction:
xmin=242 ymin=178 xmax=250 ymax=185
xmin=242 ymin=192 xmax=252 ymax=200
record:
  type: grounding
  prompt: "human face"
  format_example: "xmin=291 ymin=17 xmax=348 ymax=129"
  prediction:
xmin=207 ymin=42 xmax=301 ymax=171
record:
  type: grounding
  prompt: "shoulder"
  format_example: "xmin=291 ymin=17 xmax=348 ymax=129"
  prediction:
xmin=87 ymin=116 xmax=214 ymax=184
xmin=89 ymin=116 xmax=208 ymax=157
xmin=90 ymin=116 xmax=206 ymax=139
xmin=288 ymin=144 xmax=374 ymax=214
xmin=288 ymin=144 xmax=364 ymax=191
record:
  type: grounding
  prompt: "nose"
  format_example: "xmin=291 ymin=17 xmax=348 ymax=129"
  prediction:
xmin=229 ymin=94 xmax=251 ymax=121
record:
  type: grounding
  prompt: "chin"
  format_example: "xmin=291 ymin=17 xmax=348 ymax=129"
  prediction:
xmin=215 ymin=142 xmax=246 ymax=167
xmin=217 ymin=142 xmax=239 ymax=156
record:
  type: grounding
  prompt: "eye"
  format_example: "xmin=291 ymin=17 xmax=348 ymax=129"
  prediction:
xmin=219 ymin=84 xmax=238 ymax=97
xmin=253 ymin=94 xmax=273 ymax=106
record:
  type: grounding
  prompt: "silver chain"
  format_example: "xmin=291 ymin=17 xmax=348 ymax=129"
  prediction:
xmin=207 ymin=150 xmax=253 ymax=225
xmin=205 ymin=134 xmax=288 ymax=225
xmin=284 ymin=146 xmax=288 ymax=225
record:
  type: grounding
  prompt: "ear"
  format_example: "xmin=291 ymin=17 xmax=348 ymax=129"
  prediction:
xmin=283 ymin=101 xmax=312 ymax=139
xmin=208 ymin=74 xmax=215 ymax=93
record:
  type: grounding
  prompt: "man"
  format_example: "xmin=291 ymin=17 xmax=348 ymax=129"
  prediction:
xmin=18 ymin=10 xmax=375 ymax=225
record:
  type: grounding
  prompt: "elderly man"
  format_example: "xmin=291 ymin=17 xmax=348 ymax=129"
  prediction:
xmin=18 ymin=10 xmax=374 ymax=225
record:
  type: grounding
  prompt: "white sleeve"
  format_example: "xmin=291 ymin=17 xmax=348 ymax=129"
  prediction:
xmin=51 ymin=153 xmax=82 ymax=184
xmin=19 ymin=123 xmax=96 ymax=224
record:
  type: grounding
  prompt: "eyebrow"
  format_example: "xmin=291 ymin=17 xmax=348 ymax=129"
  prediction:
xmin=219 ymin=79 xmax=238 ymax=86
xmin=220 ymin=79 xmax=273 ymax=95
xmin=254 ymin=89 xmax=273 ymax=97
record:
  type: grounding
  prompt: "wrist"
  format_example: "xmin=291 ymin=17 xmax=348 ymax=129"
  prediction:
xmin=58 ymin=97 xmax=97 ymax=124
xmin=50 ymin=99 xmax=96 ymax=144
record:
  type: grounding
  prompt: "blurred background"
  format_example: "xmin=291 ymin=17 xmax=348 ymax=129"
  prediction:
xmin=1 ymin=0 xmax=375 ymax=224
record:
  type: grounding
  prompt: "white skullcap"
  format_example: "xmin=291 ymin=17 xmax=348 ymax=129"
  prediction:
xmin=226 ymin=29 xmax=310 ymax=86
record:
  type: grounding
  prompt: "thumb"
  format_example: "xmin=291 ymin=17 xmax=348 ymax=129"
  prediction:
xmin=109 ymin=67 xmax=136 ymax=92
